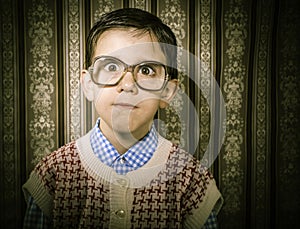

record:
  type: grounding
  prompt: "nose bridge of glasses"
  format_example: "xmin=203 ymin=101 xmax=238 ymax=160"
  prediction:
xmin=121 ymin=63 xmax=139 ymax=80
xmin=124 ymin=64 xmax=137 ymax=75
xmin=120 ymin=64 xmax=137 ymax=84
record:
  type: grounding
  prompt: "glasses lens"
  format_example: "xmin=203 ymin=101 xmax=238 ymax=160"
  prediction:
xmin=135 ymin=63 xmax=166 ymax=90
xmin=92 ymin=57 xmax=124 ymax=85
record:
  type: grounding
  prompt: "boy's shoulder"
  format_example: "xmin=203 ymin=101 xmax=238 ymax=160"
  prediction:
xmin=168 ymin=143 xmax=202 ymax=169
xmin=155 ymin=134 xmax=207 ymax=171
xmin=155 ymin=139 xmax=213 ymax=181
xmin=35 ymin=141 xmax=79 ymax=169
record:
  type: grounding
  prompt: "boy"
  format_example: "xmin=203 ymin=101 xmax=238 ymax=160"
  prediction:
xmin=23 ymin=8 xmax=223 ymax=229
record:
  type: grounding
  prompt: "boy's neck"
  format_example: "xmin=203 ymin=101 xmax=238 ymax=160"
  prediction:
xmin=99 ymin=121 xmax=151 ymax=155
xmin=108 ymin=133 xmax=134 ymax=155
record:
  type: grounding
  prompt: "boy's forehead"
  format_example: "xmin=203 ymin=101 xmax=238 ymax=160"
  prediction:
xmin=107 ymin=43 xmax=166 ymax=64
xmin=93 ymin=29 xmax=167 ymax=64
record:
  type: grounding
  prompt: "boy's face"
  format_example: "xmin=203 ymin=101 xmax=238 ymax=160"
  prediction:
xmin=81 ymin=29 xmax=177 ymax=142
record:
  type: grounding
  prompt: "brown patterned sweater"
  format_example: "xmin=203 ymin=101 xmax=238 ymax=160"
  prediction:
xmin=23 ymin=131 xmax=223 ymax=229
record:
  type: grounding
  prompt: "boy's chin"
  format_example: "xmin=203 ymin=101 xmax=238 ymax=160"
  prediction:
xmin=111 ymin=122 xmax=149 ymax=140
xmin=111 ymin=126 xmax=140 ymax=146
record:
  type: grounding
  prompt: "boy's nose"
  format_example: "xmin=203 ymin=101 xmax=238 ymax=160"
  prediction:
xmin=116 ymin=71 xmax=138 ymax=94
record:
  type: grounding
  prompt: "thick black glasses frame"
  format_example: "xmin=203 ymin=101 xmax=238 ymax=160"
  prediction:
xmin=88 ymin=56 xmax=169 ymax=91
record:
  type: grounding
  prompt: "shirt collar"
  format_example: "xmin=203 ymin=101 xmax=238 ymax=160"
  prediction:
xmin=90 ymin=118 xmax=158 ymax=171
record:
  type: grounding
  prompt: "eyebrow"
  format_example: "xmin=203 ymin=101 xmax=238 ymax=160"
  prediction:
xmin=93 ymin=55 xmax=167 ymax=67
xmin=92 ymin=55 xmax=167 ymax=66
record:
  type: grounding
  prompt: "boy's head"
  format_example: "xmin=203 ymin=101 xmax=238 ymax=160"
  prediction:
xmin=85 ymin=8 xmax=178 ymax=79
xmin=81 ymin=8 xmax=178 ymax=146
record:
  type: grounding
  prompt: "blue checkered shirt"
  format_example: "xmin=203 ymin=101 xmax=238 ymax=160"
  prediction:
xmin=23 ymin=119 xmax=218 ymax=228
xmin=90 ymin=118 xmax=157 ymax=175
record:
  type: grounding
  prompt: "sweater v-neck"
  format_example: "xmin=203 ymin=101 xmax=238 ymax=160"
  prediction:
xmin=76 ymin=130 xmax=173 ymax=188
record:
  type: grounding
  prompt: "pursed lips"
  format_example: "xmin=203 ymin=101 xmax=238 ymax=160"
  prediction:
xmin=113 ymin=102 xmax=138 ymax=109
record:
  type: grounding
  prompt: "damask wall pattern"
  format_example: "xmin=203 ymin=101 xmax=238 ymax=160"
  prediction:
xmin=0 ymin=0 xmax=299 ymax=228
xmin=195 ymin=0 xmax=214 ymax=162
xmin=24 ymin=0 xmax=58 ymax=172
xmin=219 ymin=0 xmax=249 ymax=227
xmin=276 ymin=0 xmax=300 ymax=227
xmin=0 ymin=0 xmax=22 ymax=228
xmin=158 ymin=0 xmax=188 ymax=152
xmin=251 ymin=0 xmax=274 ymax=228
xmin=63 ymin=0 xmax=85 ymax=143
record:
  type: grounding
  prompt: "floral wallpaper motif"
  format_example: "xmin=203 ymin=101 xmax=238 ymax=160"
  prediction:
xmin=1 ymin=0 xmax=19 ymax=228
xmin=94 ymin=0 xmax=115 ymax=21
xmin=130 ymin=0 xmax=147 ymax=9
xmin=277 ymin=0 xmax=300 ymax=227
xmin=252 ymin=0 xmax=274 ymax=227
xmin=159 ymin=0 xmax=187 ymax=147
xmin=27 ymin=0 xmax=56 ymax=165
xmin=65 ymin=0 xmax=83 ymax=141
xmin=220 ymin=1 xmax=248 ymax=224
xmin=196 ymin=0 xmax=214 ymax=160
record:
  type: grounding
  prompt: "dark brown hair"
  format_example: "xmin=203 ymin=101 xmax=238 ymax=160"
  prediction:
xmin=85 ymin=8 xmax=178 ymax=79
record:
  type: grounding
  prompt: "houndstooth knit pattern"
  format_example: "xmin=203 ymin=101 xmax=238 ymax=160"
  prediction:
xmin=24 ymin=133 xmax=221 ymax=229
xmin=130 ymin=145 xmax=212 ymax=229
xmin=34 ymin=142 xmax=111 ymax=228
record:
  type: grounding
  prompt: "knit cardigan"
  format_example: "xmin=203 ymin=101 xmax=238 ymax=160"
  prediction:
xmin=23 ymin=131 xmax=223 ymax=229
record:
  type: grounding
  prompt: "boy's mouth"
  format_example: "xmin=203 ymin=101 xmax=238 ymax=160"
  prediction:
xmin=113 ymin=103 xmax=138 ymax=109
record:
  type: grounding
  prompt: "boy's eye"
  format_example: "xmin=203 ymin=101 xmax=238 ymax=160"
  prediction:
xmin=103 ymin=63 xmax=120 ymax=72
xmin=138 ymin=66 xmax=155 ymax=76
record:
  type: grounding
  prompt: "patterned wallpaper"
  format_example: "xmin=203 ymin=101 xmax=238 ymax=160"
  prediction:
xmin=0 ymin=0 xmax=299 ymax=228
xmin=1 ymin=0 xmax=21 ymax=227
xmin=276 ymin=0 xmax=300 ymax=227
xmin=219 ymin=0 xmax=249 ymax=225
xmin=25 ymin=0 xmax=57 ymax=167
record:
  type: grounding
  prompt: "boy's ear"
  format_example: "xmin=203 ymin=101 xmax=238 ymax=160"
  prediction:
xmin=159 ymin=79 xmax=178 ymax=109
xmin=80 ymin=70 xmax=94 ymax=101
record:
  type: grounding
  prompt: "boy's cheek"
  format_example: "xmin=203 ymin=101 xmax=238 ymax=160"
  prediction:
xmin=93 ymin=87 xmax=108 ymax=104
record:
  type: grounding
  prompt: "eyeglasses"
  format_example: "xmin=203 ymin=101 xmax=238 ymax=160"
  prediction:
xmin=88 ymin=56 xmax=168 ymax=91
